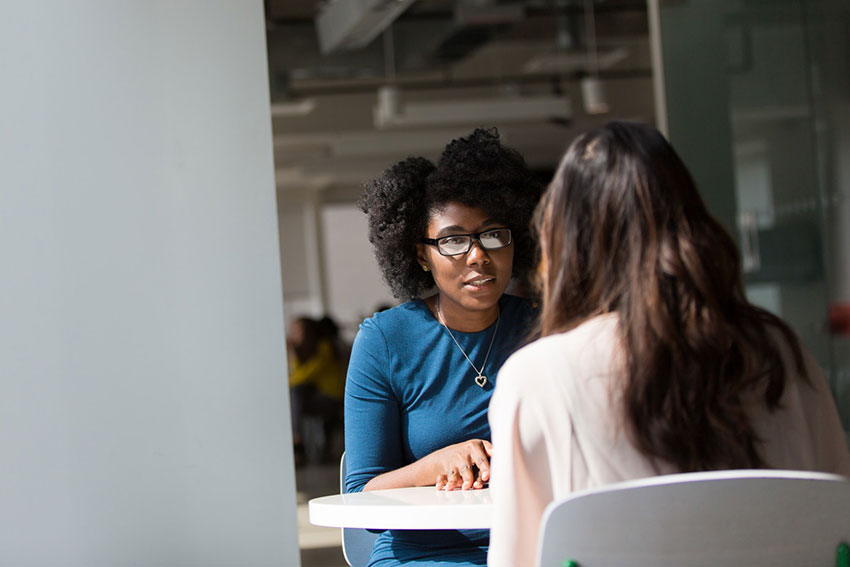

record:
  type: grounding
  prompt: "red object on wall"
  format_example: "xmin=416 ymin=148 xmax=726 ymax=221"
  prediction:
xmin=829 ymin=303 xmax=850 ymax=335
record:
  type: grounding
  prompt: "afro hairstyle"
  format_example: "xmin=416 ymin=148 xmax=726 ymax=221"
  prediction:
xmin=359 ymin=128 xmax=543 ymax=299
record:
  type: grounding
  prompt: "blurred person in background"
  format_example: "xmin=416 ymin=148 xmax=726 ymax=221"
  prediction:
xmin=318 ymin=314 xmax=351 ymax=377
xmin=288 ymin=316 xmax=345 ymax=465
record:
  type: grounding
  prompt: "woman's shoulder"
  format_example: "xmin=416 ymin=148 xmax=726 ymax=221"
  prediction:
xmin=499 ymin=314 xmax=620 ymax=384
xmin=493 ymin=315 xmax=621 ymax=424
xmin=517 ymin=311 xmax=616 ymax=349
xmin=358 ymin=300 xmax=431 ymax=336
xmin=348 ymin=302 xmax=433 ymax=382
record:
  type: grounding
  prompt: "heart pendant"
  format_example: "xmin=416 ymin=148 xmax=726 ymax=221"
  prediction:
xmin=475 ymin=375 xmax=487 ymax=388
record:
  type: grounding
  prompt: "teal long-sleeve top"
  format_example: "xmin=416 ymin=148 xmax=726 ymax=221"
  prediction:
xmin=344 ymin=294 xmax=535 ymax=567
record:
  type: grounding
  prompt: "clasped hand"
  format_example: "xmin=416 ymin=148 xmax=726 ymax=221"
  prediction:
xmin=428 ymin=439 xmax=492 ymax=491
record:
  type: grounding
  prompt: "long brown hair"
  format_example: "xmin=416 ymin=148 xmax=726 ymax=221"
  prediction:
xmin=534 ymin=121 xmax=805 ymax=471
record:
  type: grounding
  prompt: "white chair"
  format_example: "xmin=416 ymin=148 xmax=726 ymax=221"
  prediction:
xmin=536 ymin=469 xmax=850 ymax=567
xmin=339 ymin=452 xmax=380 ymax=567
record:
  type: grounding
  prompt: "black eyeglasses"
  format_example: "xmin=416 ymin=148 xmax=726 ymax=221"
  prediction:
xmin=422 ymin=228 xmax=512 ymax=256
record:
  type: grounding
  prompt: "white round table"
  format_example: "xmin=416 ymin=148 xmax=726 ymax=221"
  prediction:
xmin=308 ymin=486 xmax=492 ymax=530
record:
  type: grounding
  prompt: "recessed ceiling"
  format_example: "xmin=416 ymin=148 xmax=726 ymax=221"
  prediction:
xmin=266 ymin=0 xmax=656 ymax=200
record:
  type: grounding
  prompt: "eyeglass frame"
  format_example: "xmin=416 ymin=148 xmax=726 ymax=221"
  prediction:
xmin=421 ymin=227 xmax=513 ymax=257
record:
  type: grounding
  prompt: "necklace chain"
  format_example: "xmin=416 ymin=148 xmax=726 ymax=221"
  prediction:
xmin=435 ymin=296 xmax=500 ymax=388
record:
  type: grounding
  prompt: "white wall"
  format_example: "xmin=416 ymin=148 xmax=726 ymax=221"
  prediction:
xmin=0 ymin=2 xmax=299 ymax=565
xmin=321 ymin=203 xmax=396 ymax=331
xmin=279 ymin=198 xmax=328 ymax=326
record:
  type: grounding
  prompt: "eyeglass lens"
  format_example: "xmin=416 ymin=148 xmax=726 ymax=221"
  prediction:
xmin=438 ymin=229 xmax=511 ymax=255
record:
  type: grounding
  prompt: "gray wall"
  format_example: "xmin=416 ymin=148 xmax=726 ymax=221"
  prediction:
xmin=0 ymin=2 xmax=299 ymax=565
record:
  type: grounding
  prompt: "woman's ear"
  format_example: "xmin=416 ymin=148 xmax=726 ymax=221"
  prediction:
xmin=416 ymin=244 xmax=429 ymax=271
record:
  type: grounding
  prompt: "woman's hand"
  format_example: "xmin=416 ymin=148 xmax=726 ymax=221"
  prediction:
xmin=428 ymin=439 xmax=493 ymax=491
xmin=360 ymin=438 xmax=494 ymax=492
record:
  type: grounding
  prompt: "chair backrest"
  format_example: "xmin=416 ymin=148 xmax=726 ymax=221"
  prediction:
xmin=537 ymin=469 xmax=850 ymax=567
xmin=340 ymin=452 xmax=380 ymax=567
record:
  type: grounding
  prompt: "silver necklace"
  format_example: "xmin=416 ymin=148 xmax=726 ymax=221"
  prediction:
xmin=435 ymin=296 xmax=500 ymax=388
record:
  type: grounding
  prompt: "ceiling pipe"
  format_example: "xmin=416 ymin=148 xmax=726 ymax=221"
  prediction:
xmin=580 ymin=0 xmax=610 ymax=114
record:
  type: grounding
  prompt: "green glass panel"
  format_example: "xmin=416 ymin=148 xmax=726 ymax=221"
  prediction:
xmin=657 ymin=0 xmax=850 ymax=431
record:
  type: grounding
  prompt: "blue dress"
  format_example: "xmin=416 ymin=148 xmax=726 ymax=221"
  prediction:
xmin=344 ymin=294 xmax=536 ymax=567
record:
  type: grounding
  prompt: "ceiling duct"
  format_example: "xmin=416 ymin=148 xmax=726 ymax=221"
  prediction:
xmin=373 ymin=85 xmax=571 ymax=129
xmin=522 ymin=0 xmax=628 ymax=76
xmin=316 ymin=0 xmax=417 ymax=53
xmin=398 ymin=1 xmax=525 ymax=70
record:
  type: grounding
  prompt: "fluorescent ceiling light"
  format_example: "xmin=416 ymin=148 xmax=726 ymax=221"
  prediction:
xmin=373 ymin=86 xmax=571 ymax=129
xmin=522 ymin=47 xmax=629 ymax=75
xmin=270 ymin=99 xmax=317 ymax=117
xmin=580 ymin=77 xmax=609 ymax=115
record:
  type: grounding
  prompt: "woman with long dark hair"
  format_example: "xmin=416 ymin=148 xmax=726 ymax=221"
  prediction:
xmin=487 ymin=121 xmax=850 ymax=567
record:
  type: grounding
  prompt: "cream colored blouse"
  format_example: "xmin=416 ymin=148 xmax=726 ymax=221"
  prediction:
xmin=487 ymin=314 xmax=850 ymax=567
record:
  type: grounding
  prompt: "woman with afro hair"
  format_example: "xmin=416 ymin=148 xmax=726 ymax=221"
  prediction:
xmin=343 ymin=128 xmax=543 ymax=566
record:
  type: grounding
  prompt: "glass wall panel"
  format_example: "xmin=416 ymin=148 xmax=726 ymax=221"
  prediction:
xmin=657 ymin=0 xmax=850 ymax=429
xmin=805 ymin=0 xmax=850 ymax=427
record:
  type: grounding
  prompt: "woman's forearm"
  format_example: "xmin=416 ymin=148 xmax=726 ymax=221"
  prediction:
xmin=362 ymin=459 xmax=435 ymax=491
xmin=361 ymin=439 xmax=493 ymax=491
